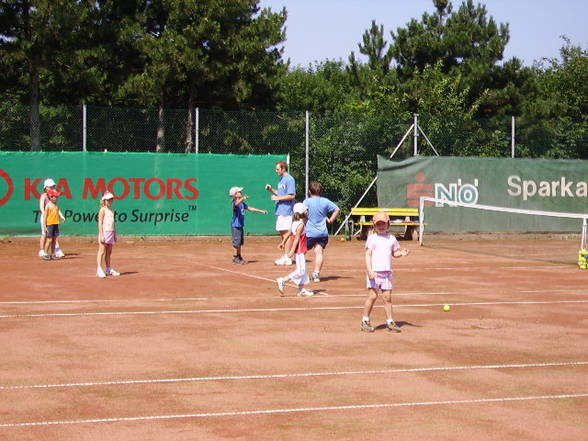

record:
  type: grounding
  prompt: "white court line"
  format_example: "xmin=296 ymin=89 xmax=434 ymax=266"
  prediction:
xmin=1 ymin=361 xmax=586 ymax=391
xmin=1 ymin=288 xmax=585 ymax=305
xmin=0 ymin=393 xmax=586 ymax=428
xmin=0 ymin=299 xmax=587 ymax=319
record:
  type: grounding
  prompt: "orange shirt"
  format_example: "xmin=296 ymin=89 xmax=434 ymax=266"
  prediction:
xmin=45 ymin=203 xmax=60 ymax=225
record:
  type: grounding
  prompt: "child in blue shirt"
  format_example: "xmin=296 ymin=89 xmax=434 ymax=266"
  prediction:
xmin=230 ymin=186 xmax=268 ymax=264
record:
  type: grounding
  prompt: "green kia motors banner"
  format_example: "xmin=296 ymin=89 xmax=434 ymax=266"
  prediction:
xmin=0 ymin=152 xmax=286 ymax=236
xmin=377 ymin=156 xmax=588 ymax=232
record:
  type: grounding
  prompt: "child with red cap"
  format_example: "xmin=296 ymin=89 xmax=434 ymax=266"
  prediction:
xmin=43 ymin=188 xmax=66 ymax=260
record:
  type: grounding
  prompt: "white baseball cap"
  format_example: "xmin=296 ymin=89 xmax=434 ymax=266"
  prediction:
xmin=43 ymin=178 xmax=56 ymax=188
xmin=229 ymin=186 xmax=244 ymax=197
xmin=101 ymin=192 xmax=115 ymax=201
xmin=293 ymin=202 xmax=308 ymax=214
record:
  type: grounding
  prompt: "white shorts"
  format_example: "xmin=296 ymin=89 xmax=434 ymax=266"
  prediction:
xmin=275 ymin=215 xmax=293 ymax=232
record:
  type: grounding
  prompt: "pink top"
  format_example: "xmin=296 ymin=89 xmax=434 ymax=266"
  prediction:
xmin=102 ymin=207 xmax=115 ymax=231
xmin=365 ymin=232 xmax=400 ymax=271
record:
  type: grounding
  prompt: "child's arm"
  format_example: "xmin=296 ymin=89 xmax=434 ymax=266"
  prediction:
xmin=246 ymin=206 xmax=268 ymax=214
xmin=278 ymin=230 xmax=292 ymax=250
xmin=365 ymin=248 xmax=375 ymax=279
xmin=97 ymin=207 xmax=105 ymax=242
xmin=233 ymin=195 xmax=248 ymax=206
xmin=393 ymin=247 xmax=409 ymax=257
xmin=58 ymin=209 xmax=66 ymax=222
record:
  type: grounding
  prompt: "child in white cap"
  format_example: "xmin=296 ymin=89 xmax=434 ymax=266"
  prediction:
xmin=276 ymin=202 xmax=313 ymax=296
xmin=96 ymin=192 xmax=120 ymax=278
xmin=229 ymin=186 xmax=268 ymax=264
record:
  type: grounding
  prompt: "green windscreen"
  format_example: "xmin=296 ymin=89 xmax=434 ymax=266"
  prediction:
xmin=0 ymin=152 xmax=286 ymax=236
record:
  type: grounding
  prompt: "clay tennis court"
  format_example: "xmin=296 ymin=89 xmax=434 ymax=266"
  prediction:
xmin=0 ymin=235 xmax=587 ymax=440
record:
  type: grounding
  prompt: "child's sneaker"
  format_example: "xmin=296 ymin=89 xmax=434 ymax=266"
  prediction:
xmin=38 ymin=249 xmax=45 ymax=258
xmin=54 ymin=248 xmax=65 ymax=258
xmin=96 ymin=268 xmax=107 ymax=278
xmin=106 ymin=268 xmax=120 ymax=276
xmin=361 ymin=320 xmax=375 ymax=332
xmin=312 ymin=271 xmax=320 ymax=283
xmin=386 ymin=320 xmax=402 ymax=333
xmin=51 ymin=254 xmax=61 ymax=260
xmin=276 ymin=277 xmax=286 ymax=295
xmin=42 ymin=254 xmax=52 ymax=261
xmin=297 ymin=288 xmax=314 ymax=297
xmin=283 ymin=256 xmax=293 ymax=265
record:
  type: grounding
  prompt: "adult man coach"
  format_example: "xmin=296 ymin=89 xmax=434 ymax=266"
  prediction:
xmin=266 ymin=160 xmax=296 ymax=265
xmin=303 ymin=181 xmax=340 ymax=282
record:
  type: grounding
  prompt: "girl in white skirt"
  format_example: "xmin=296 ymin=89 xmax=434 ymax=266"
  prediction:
xmin=276 ymin=203 xmax=313 ymax=296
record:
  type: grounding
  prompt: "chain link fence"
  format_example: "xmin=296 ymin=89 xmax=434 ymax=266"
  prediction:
xmin=2 ymin=104 xmax=586 ymax=218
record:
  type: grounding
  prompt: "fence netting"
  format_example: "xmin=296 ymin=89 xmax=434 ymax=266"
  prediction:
xmin=1 ymin=104 xmax=586 ymax=220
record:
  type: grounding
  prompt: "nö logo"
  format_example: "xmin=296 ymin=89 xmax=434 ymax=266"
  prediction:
xmin=435 ymin=179 xmax=479 ymax=206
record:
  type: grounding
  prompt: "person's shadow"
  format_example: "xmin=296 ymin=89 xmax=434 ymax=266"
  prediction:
xmin=375 ymin=320 xmax=420 ymax=330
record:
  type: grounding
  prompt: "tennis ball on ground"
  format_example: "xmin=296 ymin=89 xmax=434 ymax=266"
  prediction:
xmin=443 ymin=304 xmax=451 ymax=312
xmin=339 ymin=237 xmax=346 ymax=241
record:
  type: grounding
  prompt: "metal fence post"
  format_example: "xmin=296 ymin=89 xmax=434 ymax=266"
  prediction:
xmin=511 ymin=115 xmax=515 ymax=158
xmin=82 ymin=104 xmax=87 ymax=152
xmin=195 ymin=107 xmax=199 ymax=154
xmin=413 ymin=113 xmax=419 ymax=156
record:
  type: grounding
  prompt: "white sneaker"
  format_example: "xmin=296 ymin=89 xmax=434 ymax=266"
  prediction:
xmin=106 ymin=268 xmax=120 ymax=276
xmin=274 ymin=255 xmax=287 ymax=265
xmin=54 ymin=248 xmax=65 ymax=258
xmin=297 ymin=288 xmax=314 ymax=297
xmin=97 ymin=268 xmax=107 ymax=278
xmin=283 ymin=256 xmax=293 ymax=265
xmin=276 ymin=277 xmax=286 ymax=295
xmin=38 ymin=249 xmax=45 ymax=258
xmin=51 ymin=254 xmax=61 ymax=260
xmin=312 ymin=272 xmax=320 ymax=283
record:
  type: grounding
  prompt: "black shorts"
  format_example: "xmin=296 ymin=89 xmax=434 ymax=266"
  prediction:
xmin=46 ymin=224 xmax=60 ymax=237
xmin=307 ymin=236 xmax=328 ymax=249
xmin=232 ymin=227 xmax=244 ymax=247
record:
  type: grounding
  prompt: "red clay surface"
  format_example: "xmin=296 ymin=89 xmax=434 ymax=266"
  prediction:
xmin=0 ymin=235 xmax=587 ymax=440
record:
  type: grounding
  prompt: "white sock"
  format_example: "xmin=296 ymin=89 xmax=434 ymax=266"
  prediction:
xmin=387 ymin=319 xmax=395 ymax=324
xmin=362 ymin=316 xmax=370 ymax=323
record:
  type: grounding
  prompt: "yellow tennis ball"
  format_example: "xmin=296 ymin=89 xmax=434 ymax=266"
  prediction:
xmin=443 ymin=304 xmax=451 ymax=312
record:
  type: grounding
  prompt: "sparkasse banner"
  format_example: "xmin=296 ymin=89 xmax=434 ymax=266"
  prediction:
xmin=0 ymin=152 xmax=285 ymax=236
xmin=377 ymin=156 xmax=588 ymax=232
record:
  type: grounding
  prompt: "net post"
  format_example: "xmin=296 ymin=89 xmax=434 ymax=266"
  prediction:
xmin=419 ymin=196 xmax=425 ymax=246
xmin=581 ymin=218 xmax=587 ymax=250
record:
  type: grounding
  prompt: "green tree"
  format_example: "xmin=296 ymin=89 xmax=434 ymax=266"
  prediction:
xmin=118 ymin=0 xmax=286 ymax=151
xmin=0 ymin=0 xmax=98 ymax=150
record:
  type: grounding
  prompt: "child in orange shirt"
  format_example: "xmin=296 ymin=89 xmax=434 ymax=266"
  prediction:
xmin=43 ymin=189 xmax=66 ymax=260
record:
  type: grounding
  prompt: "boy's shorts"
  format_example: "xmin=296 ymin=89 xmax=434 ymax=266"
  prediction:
xmin=366 ymin=271 xmax=393 ymax=290
xmin=307 ymin=236 xmax=329 ymax=249
xmin=46 ymin=224 xmax=60 ymax=238
xmin=232 ymin=227 xmax=244 ymax=247
xmin=275 ymin=215 xmax=292 ymax=232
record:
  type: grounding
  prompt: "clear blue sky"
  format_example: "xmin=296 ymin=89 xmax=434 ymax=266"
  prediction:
xmin=259 ymin=0 xmax=588 ymax=68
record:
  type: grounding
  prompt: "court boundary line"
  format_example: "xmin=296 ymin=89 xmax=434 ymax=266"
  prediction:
xmin=1 ymin=299 xmax=587 ymax=319
xmin=1 ymin=361 xmax=586 ymax=391
xmin=1 ymin=288 xmax=585 ymax=305
xmin=1 ymin=393 xmax=586 ymax=428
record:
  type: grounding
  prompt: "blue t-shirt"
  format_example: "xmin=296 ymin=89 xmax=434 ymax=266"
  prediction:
xmin=303 ymin=196 xmax=339 ymax=238
xmin=275 ymin=174 xmax=295 ymax=216
xmin=231 ymin=200 xmax=248 ymax=228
